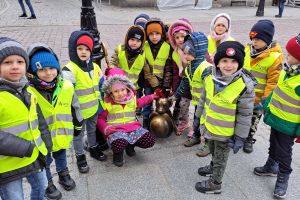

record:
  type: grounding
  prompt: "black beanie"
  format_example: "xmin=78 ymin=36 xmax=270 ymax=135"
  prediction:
xmin=214 ymin=41 xmax=245 ymax=69
xmin=126 ymin=26 xmax=145 ymax=44
xmin=249 ymin=20 xmax=274 ymax=46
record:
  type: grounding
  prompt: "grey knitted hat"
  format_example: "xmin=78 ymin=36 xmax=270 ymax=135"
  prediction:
xmin=0 ymin=37 xmax=29 ymax=69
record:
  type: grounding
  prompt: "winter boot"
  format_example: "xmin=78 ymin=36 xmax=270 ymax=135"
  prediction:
xmin=143 ymin=118 xmax=150 ymax=130
xmin=45 ymin=180 xmax=62 ymax=200
xmin=196 ymin=143 xmax=211 ymax=157
xmin=90 ymin=145 xmax=108 ymax=161
xmin=254 ymin=157 xmax=279 ymax=176
xmin=183 ymin=137 xmax=200 ymax=147
xmin=198 ymin=162 xmax=213 ymax=177
xmin=243 ymin=135 xmax=256 ymax=153
xmin=19 ymin=13 xmax=27 ymax=17
xmin=273 ymin=172 xmax=290 ymax=199
xmin=58 ymin=169 xmax=76 ymax=191
xmin=195 ymin=177 xmax=222 ymax=194
xmin=125 ymin=144 xmax=136 ymax=157
xmin=113 ymin=151 xmax=124 ymax=167
xmin=76 ymin=154 xmax=89 ymax=174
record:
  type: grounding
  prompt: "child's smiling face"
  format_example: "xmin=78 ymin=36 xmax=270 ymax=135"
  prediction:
xmin=0 ymin=55 xmax=26 ymax=82
xmin=37 ymin=67 xmax=58 ymax=82
xmin=76 ymin=45 xmax=91 ymax=61
xmin=217 ymin=57 xmax=239 ymax=76
xmin=111 ymin=87 xmax=128 ymax=100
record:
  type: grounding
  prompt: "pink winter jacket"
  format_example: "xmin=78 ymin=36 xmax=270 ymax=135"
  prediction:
xmin=97 ymin=95 xmax=154 ymax=139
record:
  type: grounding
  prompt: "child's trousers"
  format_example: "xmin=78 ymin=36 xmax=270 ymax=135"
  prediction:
xmin=46 ymin=149 xmax=68 ymax=181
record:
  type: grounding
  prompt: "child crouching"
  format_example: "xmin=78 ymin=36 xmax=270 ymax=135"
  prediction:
xmin=97 ymin=68 xmax=162 ymax=167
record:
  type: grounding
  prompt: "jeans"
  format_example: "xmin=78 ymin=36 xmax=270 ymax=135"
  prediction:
xmin=73 ymin=113 xmax=98 ymax=155
xmin=46 ymin=149 xmax=67 ymax=181
xmin=141 ymin=86 xmax=154 ymax=119
xmin=278 ymin=0 xmax=285 ymax=16
xmin=18 ymin=0 xmax=35 ymax=15
xmin=0 ymin=170 xmax=47 ymax=200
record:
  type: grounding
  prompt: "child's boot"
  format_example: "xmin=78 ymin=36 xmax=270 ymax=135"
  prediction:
xmin=198 ymin=162 xmax=213 ymax=177
xmin=45 ymin=180 xmax=62 ymax=200
xmin=125 ymin=144 xmax=136 ymax=157
xmin=254 ymin=157 xmax=279 ymax=176
xmin=90 ymin=144 xmax=108 ymax=161
xmin=273 ymin=172 xmax=289 ymax=199
xmin=243 ymin=134 xmax=256 ymax=153
xmin=113 ymin=151 xmax=124 ymax=167
xmin=76 ymin=154 xmax=90 ymax=173
xmin=196 ymin=142 xmax=211 ymax=157
xmin=195 ymin=177 xmax=222 ymax=194
xmin=183 ymin=136 xmax=200 ymax=147
xmin=58 ymin=169 xmax=76 ymax=191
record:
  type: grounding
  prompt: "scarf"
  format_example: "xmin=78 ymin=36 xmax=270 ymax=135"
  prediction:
xmin=27 ymin=73 xmax=57 ymax=90
xmin=284 ymin=63 xmax=300 ymax=77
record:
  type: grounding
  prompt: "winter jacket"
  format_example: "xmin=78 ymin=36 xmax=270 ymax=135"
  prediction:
xmin=0 ymin=78 xmax=52 ymax=185
xmin=244 ymin=41 xmax=283 ymax=103
xmin=176 ymin=32 xmax=208 ymax=98
xmin=195 ymin=66 xmax=256 ymax=142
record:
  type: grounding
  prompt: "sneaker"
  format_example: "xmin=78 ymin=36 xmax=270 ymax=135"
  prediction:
xmin=198 ymin=164 xmax=213 ymax=177
xmin=125 ymin=144 xmax=136 ymax=157
xmin=196 ymin=143 xmax=210 ymax=157
xmin=19 ymin=13 xmax=27 ymax=17
xmin=195 ymin=178 xmax=222 ymax=194
xmin=183 ymin=137 xmax=200 ymax=147
xmin=45 ymin=181 xmax=62 ymax=200
xmin=27 ymin=15 xmax=36 ymax=19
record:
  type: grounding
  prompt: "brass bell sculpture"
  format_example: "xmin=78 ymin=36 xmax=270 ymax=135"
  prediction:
xmin=149 ymin=98 xmax=177 ymax=138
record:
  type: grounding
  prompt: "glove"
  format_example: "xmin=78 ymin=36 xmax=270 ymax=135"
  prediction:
xmin=295 ymin=137 xmax=300 ymax=143
xmin=228 ymin=135 xmax=245 ymax=154
xmin=104 ymin=126 xmax=118 ymax=137
xmin=168 ymin=95 xmax=178 ymax=102
xmin=153 ymin=88 xmax=165 ymax=99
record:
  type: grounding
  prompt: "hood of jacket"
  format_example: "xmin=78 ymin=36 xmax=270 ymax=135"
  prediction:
xmin=102 ymin=75 xmax=135 ymax=97
xmin=210 ymin=13 xmax=232 ymax=37
xmin=168 ymin=19 xmax=194 ymax=50
xmin=68 ymin=30 xmax=94 ymax=69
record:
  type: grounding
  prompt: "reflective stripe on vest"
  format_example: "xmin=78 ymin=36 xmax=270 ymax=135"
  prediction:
xmin=207 ymin=36 xmax=235 ymax=56
xmin=30 ymin=80 xmax=74 ymax=152
xmin=118 ymin=45 xmax=145 ymax=88
xmin=0 ymin=89 xmax=48 ymax=173
xmin=268 ymin=71 xmax=300 ymax=123
xmin=103 ymin=96 xmax=137 ymax=126
xmin=204 ymin=75 xmax=246 ymax=137
xmin=144 ymin=41 xmax=170 ymax=79
xmin=64 ymin=61 xmax=101 ymax=119
xmin=185 ymin=61 xmax=211 ymax=106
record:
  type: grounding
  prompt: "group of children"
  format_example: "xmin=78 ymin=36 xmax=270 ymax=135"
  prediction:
xmin=0 ymin=12 xmax=299 ymax=200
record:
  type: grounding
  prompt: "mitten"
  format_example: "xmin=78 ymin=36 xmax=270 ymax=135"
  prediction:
xmin=228 ymin=135 xmax=245 ymax=154
xmin=153 ymin=88 xmax=164 ymax=99
xmin=295 ymin=137 xmax=300 ymax=143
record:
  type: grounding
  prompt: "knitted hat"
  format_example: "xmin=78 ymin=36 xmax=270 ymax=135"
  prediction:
xmin=146 ymin=22 xmax=163 ymax=36
xmin=30 ymin=51 xmax=60 ymax=72
xmin=182 ymin=39 xmax=195 ymax=57
xmin=76 ymin=35 xmax=94 ymax=52
xmin=0 ymin=37 xmax=29 ymax=69
xmin=214 ymin=16 xmax=229 ymax=30
xmin=249 ymin=20 xmax=275 ymax=45
xmin=127 ymin=26 xmax=145 ymax=43
xmin=286 ymin=35 xmax=300 ymax=62
xmin=106 ymin=68 xmax=126 ymax=80
xmin=134 ymin=13 xmax=150 ymax=28
xmin=214 ymin=41 xmax=245 ymax=69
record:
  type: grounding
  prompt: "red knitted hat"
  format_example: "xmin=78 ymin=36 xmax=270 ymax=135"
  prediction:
xmin=76 ymin=35 xmax=94 ymax=51
xmin=286 ymin=35 xmax=300 ymax=62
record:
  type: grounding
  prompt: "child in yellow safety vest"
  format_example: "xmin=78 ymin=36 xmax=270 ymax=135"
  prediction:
xmin=0 ymin=37 xmax=52 ymax=200
xmin=194 ymin=41 xmax=256 ymax=194
xmin=27 ymin=43 xmax=84 ymax=199
xmin=62 ymin=31 xmax=107 ymax=173
xmin=97 ymin=68 xmax=163 ymax=167
xmin=243 ymin=20 xmax=283 ymax=153
xmin=254 ymin=34 xmax=300 ymax=199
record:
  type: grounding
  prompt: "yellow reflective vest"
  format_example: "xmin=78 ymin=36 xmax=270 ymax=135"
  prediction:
xmin=172 ymin=51 xmax=181 ymax=68
xmin=103 ymin=97 xmax=137 ymax=126
xmin=30 ymin=80 xmax=74 ymax=152
xmin=207 ymin=35 xmax=235 ymax=56
xmin=185 ymin=61 xmax=211 ymax=106
xmin=117 ymin=44 xmax=145 ymax=89
xmin=204 ymin=75 xmax=246 ymax=137
xmin=144 ymin=41 xmax=170 ymax=79
xmin=64 ymin=61 xmax=101 ymax=119
xmin=0 ymin=88 xmax=48 ymax=173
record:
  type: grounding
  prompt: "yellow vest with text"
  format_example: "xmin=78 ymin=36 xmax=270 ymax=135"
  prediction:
xmin=64 ymin=61 xmax=101 ymax=119
xmin=0 ymin=88 xmax=48 ymax=173
xmin=103 ymin=97 xmax=137 ymax=126
xmin=117 ymin=45 xmax=145 ymax=89
xmin=30 ymin=80 xmax=74 ymax=152
xmin=207 ymin=36 xmax=235 ymax=56
xmin=144 ymin=41 xmax=170 ymax=79
xmin=244 ymin=46 xmax=281 ymax=95
xmin=185 ymin=61 xmax=211 ymax=106
xmin=204 ymin=75 xmax=246 ymax=137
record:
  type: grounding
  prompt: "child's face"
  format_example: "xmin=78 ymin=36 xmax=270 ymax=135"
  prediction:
xmin=77 ymin=45 xmax=91 ymax=61
xmin=183 ymin=52 xmax=195 ymax=62
xmin=128 ymin=38 xmax=142 ymax=50
xmin=217 ymin=57 xmax=239 ymax=76
xmin=37 ymin=67 xmax=58 ymax=82
xmin=0 ymin=55 xmax=26 ymax=82
xmin=174 ymin=31 xmax=186 ymax=48
xmin=148 ymin=32 xmax=162 ymax=44
xmin=214 ymin=23 xmax=227 ymax=35
xmin=251 ymin=38 xmax=267 ymax=50
xmin=111 ymin=87 xmax=128 ymax=100
xmin=286 ymin=53 xmax=300 ymax=66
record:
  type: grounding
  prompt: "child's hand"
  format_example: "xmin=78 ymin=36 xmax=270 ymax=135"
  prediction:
xmin=228 ymin=135 xmax=245 ymax=154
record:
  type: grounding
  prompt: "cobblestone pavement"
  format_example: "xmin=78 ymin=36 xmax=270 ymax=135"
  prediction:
xmin=1 ymin=1 xmax=300 ymax=200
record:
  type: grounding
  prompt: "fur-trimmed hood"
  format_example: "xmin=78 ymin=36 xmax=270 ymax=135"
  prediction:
xmin=168 ymin=18 xmax=193 ymax=50
xmin=102 ymin=75 xmax=135 ymax=96
xmin=210 ymin=13 xmax=232 ymax=37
